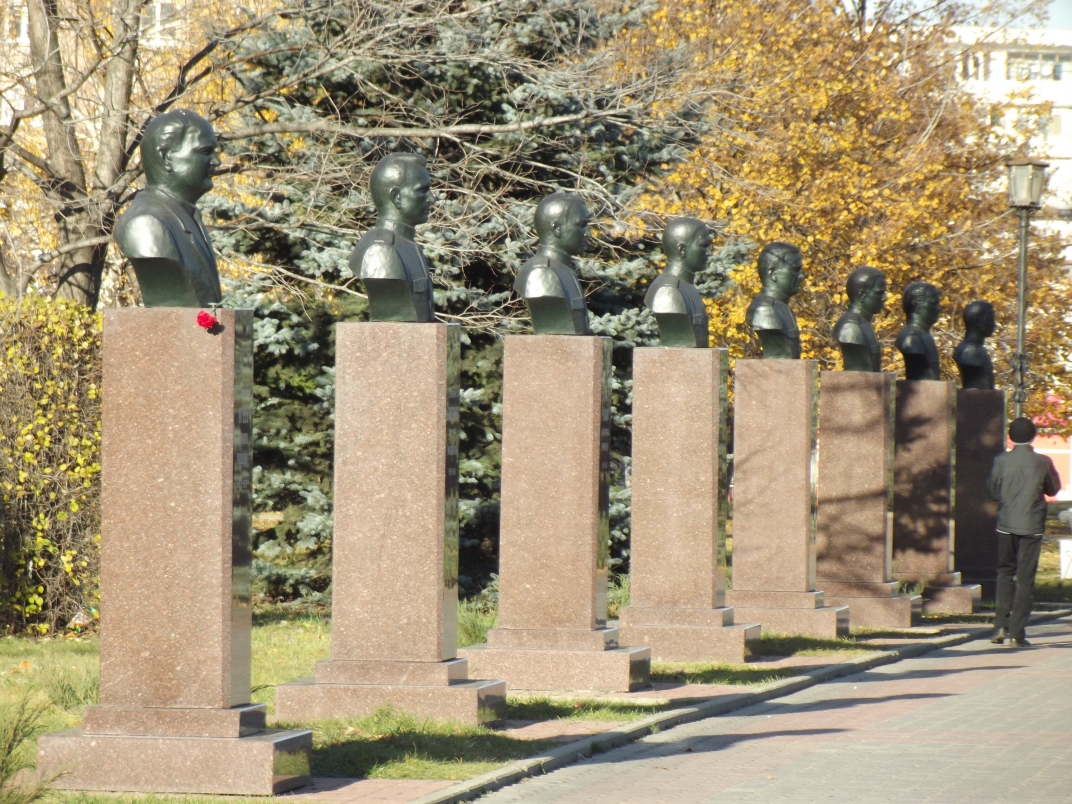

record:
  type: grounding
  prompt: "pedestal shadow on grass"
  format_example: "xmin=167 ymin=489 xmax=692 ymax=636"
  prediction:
xmin=283 ymin=707 xmax=562 ymax=780
xmin=294 ymin=699 xmax=702 ymax=778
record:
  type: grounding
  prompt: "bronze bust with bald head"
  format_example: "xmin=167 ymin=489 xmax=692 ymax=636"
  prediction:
xmin=513 ymin=192 xmax=591 ymax=335
xmin=644 ymin=216 xmax=711 ymax=347
xmin=349 ymin=153 xmax=436 ymax=322
xmin=114 ymin=109 xmax=223 ymax=307
xmin=833 ymin=266 xmax=887 ymax=372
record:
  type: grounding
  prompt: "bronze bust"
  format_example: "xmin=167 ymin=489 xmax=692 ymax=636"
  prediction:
xmin=514 ymin=192 xmax=591 ymax=335
xmin=833 ymin=266 xmax=886 ymax=372
xmin=645 ymin=217 xmax=711 ymax=348
xmin=349 ymin=153 xmax=436 ymax=322
xmin=114 ymin=110 xmax=223 ymax=307
xmin=953 ymin=300 xmax=996 ymax=390
xmin=745 ymin=242 xmax=803 ymax=359
xmin=895 ymin=281 xmax=942 ymax=380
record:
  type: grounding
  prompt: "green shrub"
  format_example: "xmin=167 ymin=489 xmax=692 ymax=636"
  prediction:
xmin=0 ymin=293 xmax=101 ymax=633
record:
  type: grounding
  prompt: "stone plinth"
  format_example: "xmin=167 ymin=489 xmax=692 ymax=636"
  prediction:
xmin=275 ymin=323 xmax=505 ymax=725
xmin=37 ymin=309 xmax=311 ymax=795
xmin=618 ymin=347 xmax=760 ymax=662
xmin=891 ymin=380 xmax=981 ymax=615
xmin=816 ymin=372 xmax=921 ymax=628
xmin=724 ymin=360 xmax=849 ymax=638
xmin=954 ymin=389 xmax=1007 ymax=600
xmin=459 ymin=336 xmax=651 ymax=692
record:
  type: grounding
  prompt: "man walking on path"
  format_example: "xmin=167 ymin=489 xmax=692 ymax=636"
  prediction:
xmin=988 ymin=416 xmax=1060 ymax=647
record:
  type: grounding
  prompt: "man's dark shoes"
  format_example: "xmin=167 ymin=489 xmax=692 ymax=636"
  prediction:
xmin=990 ymin=627 xmax=1007 ymax=644
xmin=1012 ymin=638 xmax=1032 ymax=648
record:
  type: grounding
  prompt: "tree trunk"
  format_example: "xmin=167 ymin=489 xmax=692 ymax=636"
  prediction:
xmin=25 ymin=0 xmax=115 ymax=307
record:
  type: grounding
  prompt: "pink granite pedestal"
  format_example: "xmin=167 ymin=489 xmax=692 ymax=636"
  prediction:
xmin=275 ymin=324 xmax=505 ymax=725
xmin=459 ymin=336 xmax=651 ymax=692
xmin=954 ymin=389 xmax=1007 ymax=600
xmin=891 ymin=380 xmax=981 ymax=614
xmin=619 ymin=347 xmax=761 ymax=661
xmin=816 ymin=372 xmax=922 ymax=628
xmin=724 ymin=360 xmax=849 ymax=638
xmin=37 ymin=309 xmax=312 ymax=795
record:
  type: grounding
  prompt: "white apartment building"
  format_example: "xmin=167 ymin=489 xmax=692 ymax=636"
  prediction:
xmin=953 ymin=26 xmax=1072 ymax=247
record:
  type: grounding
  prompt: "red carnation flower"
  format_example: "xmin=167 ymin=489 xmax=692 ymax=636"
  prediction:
xmin=196 ymin=310 xmax=216 ymax=330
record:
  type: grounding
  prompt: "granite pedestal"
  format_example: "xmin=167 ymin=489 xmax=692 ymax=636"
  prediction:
xmin=275 ymin=323 xmax=505 ymax=725
xmin=891 ymin=380 xmax=981 ymax=614
xmin=724 ymin=360 xmax=849 ymax=638
xmin=816 ymin=372 xmax=921 ymax=627
xmin=619 ymin=347 xmax=761 ymax=661
xmin=459 ymin=336 xmax=651 ymax=692
xmin=37 ymin=309 xmax=312 ymax=795
xmin=954 ymin=389 xmax=1007 ymax=600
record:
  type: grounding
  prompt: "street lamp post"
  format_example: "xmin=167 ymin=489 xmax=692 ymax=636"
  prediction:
xmin=1007 ymin=158 xmax=1048 ymax=419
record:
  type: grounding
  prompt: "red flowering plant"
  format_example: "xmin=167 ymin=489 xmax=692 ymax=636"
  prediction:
xmin=1033 ymin=394 xmax=1071 ymax=435
xmin=196 ymin=310 xmax=216 ymax=330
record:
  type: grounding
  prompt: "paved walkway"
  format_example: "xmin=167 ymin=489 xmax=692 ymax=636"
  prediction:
xmin=477 ymin=616 xmax=1072 ymax=803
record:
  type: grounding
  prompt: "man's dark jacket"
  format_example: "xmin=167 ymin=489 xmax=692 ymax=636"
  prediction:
xmin=987 ymin=444 xmax=1061 ymax=535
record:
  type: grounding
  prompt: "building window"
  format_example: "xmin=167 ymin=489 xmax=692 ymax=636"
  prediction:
xmin=7 ymin=5 xmax=26 ymax=39
xmin=1007 ymin=52 xmax=1072 ymax=81
xmin=961 ymin=52 xmax=985 ymax=81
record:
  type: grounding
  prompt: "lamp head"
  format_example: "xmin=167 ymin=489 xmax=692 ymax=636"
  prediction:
xmin=1007 ymin=158 xmax=1049 ymax=209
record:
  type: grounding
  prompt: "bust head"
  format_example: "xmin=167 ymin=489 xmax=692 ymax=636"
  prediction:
xmin=963 ymin=299 xmax=996 ymax=338
xmin=370 ymin=153 xmax=433 ymax=228
xmin=534 ymin=193 xmax=590 ymax=257
xmin=902 ymin=281 xmax=941 ymax=330
xmin=756 ymin=242 xmax=803 ymax=299
xmin=142 ymin=110 xmax=220 ymax=204
xmin=846 ymin=266 xmax=887 ymax=318
xmin=663 ymin=217 xmax=711 ymax=279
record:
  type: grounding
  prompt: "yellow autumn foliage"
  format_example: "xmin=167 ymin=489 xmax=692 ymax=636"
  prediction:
xmin=628 ymin=0 xmax=1071 ymax=430
xmin=0 ymin=294 xmax=102 ymax=633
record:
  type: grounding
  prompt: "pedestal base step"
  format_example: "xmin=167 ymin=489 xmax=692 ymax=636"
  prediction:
xmin=618 ymin=606 xmax=735 ymax=628
xmin=458 ymin=645 xmax=651 ymax=693
xmin=37 ymin=727 xmax=312 ymax=795
xmin=274 ymin=678 xmax=506 ymax=726
xmin=921 ymin=583 xmax=981 ymax=615
xmin=618 ymin=622 xmax=761 ymax=663
xmin=726 ymin=603 xmax=849 ymax=638
xmin=823 ymin=594 xmax=923 ymax=629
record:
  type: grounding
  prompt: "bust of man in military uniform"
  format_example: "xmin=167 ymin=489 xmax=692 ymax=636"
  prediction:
xmin=513 ymin=192 xmax=591 ymax=335
xmin=114 ymin=109 xmax=223 ymax=307
xmin=745 ymin=242 xmax=804 ymax=359
xmin=953 ymin=300 xmax=996 ymax=390
xmin=895 ymin=281 xmax=942 ymax=381
xmin=833 ymin=266 xmax=887 ymax=372
xmin=645 ymin=217 xmax=711 ymax=348
xmin=349 ymin=153 xmax=436 ymax=322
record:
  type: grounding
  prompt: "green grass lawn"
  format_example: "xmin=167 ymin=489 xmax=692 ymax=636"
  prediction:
xmin=0 ymin=604 xmax=851 ymax=791
xmin=1036 ymin=539 xmax=1072 ymax=603
xmin=6 ymin=565 xmax=1047 ymax=796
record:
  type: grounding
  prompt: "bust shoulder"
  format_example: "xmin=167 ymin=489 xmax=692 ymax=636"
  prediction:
xmin=514 ymin=256 xmax=566 ymax=298
xmin=895 ymin=324 xmax=927 ymax=355
xmin=953 ymin=340 xmax=989 ymax=367
xmin=351 ymin=229 xmax=406 ymax=281
xmin=645 ymin=274 xmax=687 ymax=314
xmin=115 ymin=194 xmax=181 ymax=262
xmin=747 ymin=294 xmax=785 ymax=331
xmin=833 ymin=310 xmax=866 ymax=346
